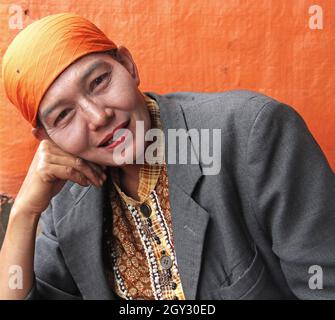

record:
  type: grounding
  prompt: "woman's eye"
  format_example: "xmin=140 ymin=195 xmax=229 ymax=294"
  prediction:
xmin=55 ymin=109 xmax=71 ymax=125
xmin=91 ymin=72 xmax=110 ymax=91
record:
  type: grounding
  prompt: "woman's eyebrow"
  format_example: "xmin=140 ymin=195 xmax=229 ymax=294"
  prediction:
xmin=41 ymin=60 xmax=111 ymax=121
xmin=80 ymin=60 xmax=110 ymax=84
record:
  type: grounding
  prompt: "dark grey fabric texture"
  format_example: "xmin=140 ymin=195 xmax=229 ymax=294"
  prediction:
xmin=25 ymin=90 xmax=335 ymax=300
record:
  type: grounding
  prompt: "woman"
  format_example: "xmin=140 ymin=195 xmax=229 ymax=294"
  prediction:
xmin=1 ymin=13 xmax=334 ymax=300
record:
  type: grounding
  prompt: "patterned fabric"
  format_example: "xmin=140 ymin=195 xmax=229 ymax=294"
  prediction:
xmin=103 ymin=94 xmax=185 ymax=300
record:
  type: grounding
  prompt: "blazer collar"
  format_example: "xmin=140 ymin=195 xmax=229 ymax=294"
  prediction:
xmin=58 ymin=92 xmax=209 ymax=300
xmin=146 ymin=92 xmax=203 ymax=196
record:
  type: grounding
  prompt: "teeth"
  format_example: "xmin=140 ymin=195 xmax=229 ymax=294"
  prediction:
xmin=101 ymin=123 xmax=129 ymax=147
xmin=112 ymin=128 xmax=127 ymax=141
xmin=104 ymin=128 xmax=127 ymax=146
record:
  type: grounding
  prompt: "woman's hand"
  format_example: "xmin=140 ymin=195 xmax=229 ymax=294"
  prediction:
xmin=13 ymin=139 xmax=106 ymax=217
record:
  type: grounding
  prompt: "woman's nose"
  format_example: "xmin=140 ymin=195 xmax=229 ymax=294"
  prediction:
xmin=79 ymin=100 xmax=114 ymax=130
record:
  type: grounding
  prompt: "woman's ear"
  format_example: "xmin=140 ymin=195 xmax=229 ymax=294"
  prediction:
xmin=116 ymin=45 xmax=141 ymax=86
xmin=31 ymin=126 xmax=50 ymax=141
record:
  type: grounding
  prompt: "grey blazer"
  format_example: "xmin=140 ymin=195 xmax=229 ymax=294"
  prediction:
xmin=27 ymin=90 xmax=335 ymax=300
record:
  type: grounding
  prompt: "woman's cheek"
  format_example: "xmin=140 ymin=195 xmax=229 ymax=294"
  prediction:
xmin=55 ymin=130 xmax=87 ymax=155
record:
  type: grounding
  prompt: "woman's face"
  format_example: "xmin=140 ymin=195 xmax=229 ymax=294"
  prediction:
xmin=36 ymin=47 xmax=151 ymax=167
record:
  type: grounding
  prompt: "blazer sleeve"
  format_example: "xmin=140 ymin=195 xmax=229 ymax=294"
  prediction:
xmin=25 ymin=203 xmax=82 ymax=300
xmin=246 ymin=100 xmax=335 ymax=299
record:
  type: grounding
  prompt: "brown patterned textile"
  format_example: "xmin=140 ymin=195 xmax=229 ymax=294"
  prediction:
xmin=103 ymin=95 xmax=185 ymax=300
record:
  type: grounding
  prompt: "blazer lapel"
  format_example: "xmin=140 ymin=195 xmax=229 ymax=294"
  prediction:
xmin=147 ymin=92 xmax=210 ymax=299
xmin=57 ymin=184 xmax=115 ymax=300
xmin=168 ymin=182 xmax=210 ymax=299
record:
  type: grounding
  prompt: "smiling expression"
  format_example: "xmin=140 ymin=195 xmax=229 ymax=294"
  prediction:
xmin=36 ymin=47 xmax=151 ymax=167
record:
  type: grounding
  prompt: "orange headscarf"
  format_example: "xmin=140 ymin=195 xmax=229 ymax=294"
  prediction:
xmin=2 ymin=12 xmax=117 ymax=128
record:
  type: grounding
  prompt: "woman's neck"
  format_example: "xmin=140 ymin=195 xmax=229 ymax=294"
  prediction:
xmin=118 ymin=164 xmax=142 ymax=201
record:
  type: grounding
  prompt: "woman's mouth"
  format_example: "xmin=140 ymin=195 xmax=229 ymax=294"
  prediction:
xmin=98 ymin=120 xmax=131 ymax=150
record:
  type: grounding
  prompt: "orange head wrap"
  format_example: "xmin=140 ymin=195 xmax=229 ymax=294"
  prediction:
xmin=2 ymin=12 xmax=117 ymax=128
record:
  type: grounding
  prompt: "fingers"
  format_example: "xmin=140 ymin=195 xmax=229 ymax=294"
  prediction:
xmin=38 ymin=139 xmax=108 ymax=187
xmin=41 ymin=140 xmax=106 ymax=172
xmin=72 ymin=157 xmax=105 ymax=187
xmin=40 ymin=154 xmax=106 ymax=187
xmin=40 ymin=163 xmax=91 ymax=187
xmin=87 ymin=161 xmax=106 ymax=178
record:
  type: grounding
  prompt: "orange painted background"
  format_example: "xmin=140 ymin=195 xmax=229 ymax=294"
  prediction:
xmin=0 ymin=0 xmax=334 ymax=197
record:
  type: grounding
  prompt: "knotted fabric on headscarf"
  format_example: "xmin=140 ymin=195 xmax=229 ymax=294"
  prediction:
xmin=2 ymin=12 xmax=117 ymax=127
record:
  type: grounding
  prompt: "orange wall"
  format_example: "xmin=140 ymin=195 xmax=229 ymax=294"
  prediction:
xmin=0 ymin=0 xmax=334 ymax=197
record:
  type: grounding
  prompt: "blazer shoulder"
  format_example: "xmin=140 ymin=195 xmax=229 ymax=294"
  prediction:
xmin=163 ymin=89 xmax=264 ymax=106
xmin=169 ymin=90 xmax=284 ymax=132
